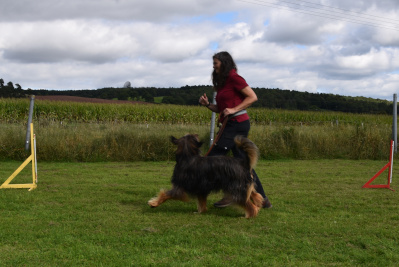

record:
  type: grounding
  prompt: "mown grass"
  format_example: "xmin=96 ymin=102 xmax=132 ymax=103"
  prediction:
xmin=0 ymin=160 xmax=398 ymax=266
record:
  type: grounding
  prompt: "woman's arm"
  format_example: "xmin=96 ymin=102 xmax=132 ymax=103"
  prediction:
xmin=222 ymin=86 xmax=257 ymax=117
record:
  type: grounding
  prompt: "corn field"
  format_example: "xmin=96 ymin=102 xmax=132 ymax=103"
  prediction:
xmin=0 ymin=98 xmax=393 ymax=126
xmin=0 ymin=98 xmax=395 ymax=161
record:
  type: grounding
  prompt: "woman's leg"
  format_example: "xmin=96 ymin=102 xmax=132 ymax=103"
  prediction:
xmin=252 ymin=170 xmax=272 ymax=208
xmin=208 ymin=120 xmax=242 ymax=156
xmin=208 ymin=122 xmax=235 ymax=207
xmin=210 ymin=120 xmax=272 ymax=208
xmin=231 ymin=147 xmax=271 ymax=206
xmin=231 ymin=120 xmax=272 ymax=208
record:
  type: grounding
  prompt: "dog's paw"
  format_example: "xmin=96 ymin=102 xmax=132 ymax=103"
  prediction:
xmin=148 ymin=197 xmax=158 ymax=208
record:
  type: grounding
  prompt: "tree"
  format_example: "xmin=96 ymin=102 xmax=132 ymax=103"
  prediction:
xmin=142 ymin=91 xmax=154 ymax=102
xmin=7 ymin=81 xmax=14 ymax=89
xmin=15 ymin=83 xmax=23 ymax=98
xmin=0 ymin=78 xmax=4 ymax=87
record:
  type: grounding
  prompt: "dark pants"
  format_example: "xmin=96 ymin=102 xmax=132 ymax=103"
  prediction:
xmin=208 ymin=120 xmax=267 ymax=198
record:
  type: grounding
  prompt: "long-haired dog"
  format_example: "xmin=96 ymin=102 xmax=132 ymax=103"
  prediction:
xmin=148 ymin=134 xmax=264 ymax=218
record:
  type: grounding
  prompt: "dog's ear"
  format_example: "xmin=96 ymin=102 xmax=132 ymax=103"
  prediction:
xmin=192 ymin=134 xmax=203 ymax=148
xmin=170 ymin=136 xmax=179 ymax=145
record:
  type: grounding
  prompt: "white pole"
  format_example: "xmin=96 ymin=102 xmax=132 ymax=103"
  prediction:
xmin=392 ymin=94 xmax=397 ymax=154
xmin=390 ymin=141 xmax=394 ymax=184
xmin=25 ymin=95 xmax=35 ymax=151
xmin=209 ymin=92 xmax=217 ymax=147
xmin=34 ymin=134 xmax=38 ymax=183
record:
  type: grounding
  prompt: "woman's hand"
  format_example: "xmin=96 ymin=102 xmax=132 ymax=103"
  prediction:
xmin=199 ymin=93 xmax=209 ymax=106
xmin=222 ymin=107 xmax=237 ymax=117
xmin=199 ymin=93 xmax=219 ymax=113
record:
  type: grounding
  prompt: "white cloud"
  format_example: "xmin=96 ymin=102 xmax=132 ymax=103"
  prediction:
xmin=1 ymin=20 xmax=130 ymax=63
xmin=0 ymin=0 xmax=398 ymax=99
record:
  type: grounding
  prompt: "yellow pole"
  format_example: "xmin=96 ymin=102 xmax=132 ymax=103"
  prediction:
xmin=31 ymin=123 xmax=36 ymax=185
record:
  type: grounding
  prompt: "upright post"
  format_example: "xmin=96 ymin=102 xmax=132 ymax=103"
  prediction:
xmin=393 ymin=94 xmax=397 ymax=154
xmin=25 ymin=95 xmax=35 ymax=151
xmin=209 ymin=92 xmax=217 ymax=147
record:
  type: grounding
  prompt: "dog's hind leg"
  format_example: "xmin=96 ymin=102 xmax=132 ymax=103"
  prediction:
xmin=196 ymin=195 xmax=208 ymax=213
xmin=246 ymin=184 xmax=264 ymax=208
xmin=148 ymin=186 xmax=189 ymax=208
xmin=250 ymin=190 xmax=264 ymax=208
xmin=243 ymin=200 xmax=260 ymax=218
xmin=241 ymin=184 xmax=261 ymax=218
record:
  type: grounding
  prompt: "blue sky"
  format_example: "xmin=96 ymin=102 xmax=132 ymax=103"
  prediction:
xmin=0 ymin=0 xmax=398 ymax=100
xmin=213 ymin=12 xmax=239 ymax=23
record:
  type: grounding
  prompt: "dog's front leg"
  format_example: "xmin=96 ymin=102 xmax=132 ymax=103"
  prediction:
xmin=197 ymin=195 xmax=208 ymax=213
xmin=148 ymin=186 xmax=189 ymax=208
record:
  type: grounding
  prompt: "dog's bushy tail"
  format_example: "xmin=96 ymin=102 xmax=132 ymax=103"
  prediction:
xmin=234 ymin=135 xmax=259 ymax=171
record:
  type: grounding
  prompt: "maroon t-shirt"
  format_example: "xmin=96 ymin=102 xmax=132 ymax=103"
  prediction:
xmin=216 ymin=69 xmax=250 ymax=123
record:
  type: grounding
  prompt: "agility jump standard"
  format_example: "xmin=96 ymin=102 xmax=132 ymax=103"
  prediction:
xmin=0 ymin=95 xmax=37 ymax=191
xmin=362 ymin=93 xmax=397 ymax=190
xmin=362 ymin=140 xmax=394 ymax=190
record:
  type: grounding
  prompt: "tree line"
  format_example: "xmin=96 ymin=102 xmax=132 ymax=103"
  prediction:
xmin=0 ymin=78 xmax=24 ymax=98
xmin=1 ymin=77 xmax=394 ymax=114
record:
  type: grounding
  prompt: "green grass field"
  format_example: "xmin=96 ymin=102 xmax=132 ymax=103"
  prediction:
xmin=1 ymin=160 xmax=398 ymax=266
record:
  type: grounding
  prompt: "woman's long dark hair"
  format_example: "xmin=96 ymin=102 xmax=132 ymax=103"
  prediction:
xmin=212 ymin=51 xmax=237 ymax=90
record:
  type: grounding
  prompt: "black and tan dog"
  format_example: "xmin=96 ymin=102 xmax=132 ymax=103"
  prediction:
xmin=148 ymin=134 xmax=264 ymax=218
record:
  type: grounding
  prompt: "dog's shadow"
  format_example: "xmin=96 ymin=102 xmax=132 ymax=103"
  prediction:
xmin=143 ymin=201 xmax=245 ymax=218
xmin=118 ymin=189 xmax=244 ymax=218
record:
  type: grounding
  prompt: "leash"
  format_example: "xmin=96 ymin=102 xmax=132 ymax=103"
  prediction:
xmin=204 ymin=115 xmax=229 ymax=157
xmin=204 ymin=109 xmax=247 ymax=157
